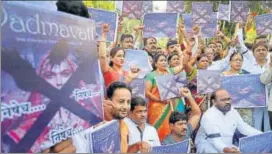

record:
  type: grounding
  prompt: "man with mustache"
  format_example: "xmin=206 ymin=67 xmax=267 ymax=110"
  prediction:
xmin=162 ymin=87 xmax=201 ymax=145
xmin=143 ymin=37 xmax=158 ymax=56
xmin=165 ymin=40 xmax=181 ymax=56
xmin=124 ymin=97 xmax=160 ymax=150
xmin=72 ymin=81 xmax=151 ymax=153
xmin=195 ymin=89 xmax=263 ymax=153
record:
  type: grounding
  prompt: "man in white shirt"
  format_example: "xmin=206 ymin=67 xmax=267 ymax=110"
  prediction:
xmin=237 ymin=26 xmax=271 ymax=131
xmin=124 ymin=97 xmax=161 ymax=147
xmin=260 ymin=54 xmax=272 ymax=129
xmin=195 ymin=89 xmax=262 ymax=153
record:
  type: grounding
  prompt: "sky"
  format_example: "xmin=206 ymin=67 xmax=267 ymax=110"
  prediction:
xmin=153 ymin=1 xmax=167 ymax=12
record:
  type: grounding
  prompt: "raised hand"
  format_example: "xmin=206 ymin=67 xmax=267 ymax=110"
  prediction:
xmin=179 ymin=21 xmax=186 ymax=32
xmin=179 ymin=87 xmax=193 ymax=99
xmin=133 ymin=24 xmax=145 ymax=32
xmin=128 ymin=64 xmax=141 ymax=80
xmin=102 ymin=23 xmax=110 ymax=34
xmin=192 ymin=25 xmax=200 ymax=35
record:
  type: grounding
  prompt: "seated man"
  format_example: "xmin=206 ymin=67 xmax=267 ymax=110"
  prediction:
xmin=124 ymin=97 xmax=161 ymax=147
xmin=72 ymin=81 xmax=151 ymax=153
xmin=195 ymin=89 xmax=263 ymax=153
xmin=162 ymin=87 xmax=201 ymax=145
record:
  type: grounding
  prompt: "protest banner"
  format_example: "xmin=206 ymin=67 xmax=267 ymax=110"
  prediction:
xmin=182 ymin=14 xmax=194 ymax=36
xmin=88 ymin=8 xmax=118 ymax=42
xmin=122 ymin=1 xmax=143 ymax=19
xmin=230 ymin=1 xmax=249 ymax=23
xmin=1 ymin=2 xmax=103 ymax=152
xmin=153 ymin=139 xmax=190 ymax=153
xmin=90 ymin=120 xmax=120 ymax=153
xmin=15 ymin=1 xmax=57 ymax=10
xmin=155 ymin=75 xmax=180 ymax=101
xmin=123 ymin=49 xmax=153 ymax=78
xmin=192 ymin=2 xmax=213 ymax=24
xmin=200 ymin=12 xmax=218 ymax=38
xmin=221 ymin=74 xmax=267 ymax=108
xmin=166 ymin=1 xmax=185 ymax=14
xmin=142 ymin=1 xmax=153 ymax=15
xmin=239 ymin=131 xmax=272 ymax=153
xmin=218 ymin=4 xmax=230 ymax=21
xmin=174 ymin=73 xmax=188 ymax=88
xmin=197 ymin=70 xmax=221 ymax=95
xmin=143 ymin=13 xmax=179 ymax=38
xmin=255 ymin=13 xmax=272 ymax=36
xmin=130 ymin=78 xmax=145 ymax=98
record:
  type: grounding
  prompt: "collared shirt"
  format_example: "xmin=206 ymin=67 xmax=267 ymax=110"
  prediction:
xmin=124 ymin=118 xmax=161 ymax=147
xmin=195 ymin=106 xmax=262 ymax=153
xmin=237 ymin=28 xmax=271 ymax=74
xmin=207 ymin=47 xmax=236 ymax=72
xmin=162 ymin=123 xmax=193 ymax=145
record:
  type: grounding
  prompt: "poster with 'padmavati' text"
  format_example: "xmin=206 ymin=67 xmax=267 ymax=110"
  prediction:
xmin=1 ymin=1 xmax=103 ymax=153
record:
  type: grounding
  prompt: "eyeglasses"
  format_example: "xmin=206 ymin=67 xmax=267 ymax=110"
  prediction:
xmin=216 ymin=98 xmax=232 ymax=102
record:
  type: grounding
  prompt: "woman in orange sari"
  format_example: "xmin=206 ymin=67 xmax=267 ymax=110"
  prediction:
xmin=145 ymin=51 xmax=185 ymax=141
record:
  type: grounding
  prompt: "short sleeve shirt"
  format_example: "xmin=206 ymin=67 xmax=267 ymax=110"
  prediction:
xmin=162 ymin=123 xmax=193 ymax=145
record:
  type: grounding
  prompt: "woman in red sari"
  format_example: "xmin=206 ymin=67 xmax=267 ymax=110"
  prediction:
xmin=99 ymin=24 xmax=140 ymax=88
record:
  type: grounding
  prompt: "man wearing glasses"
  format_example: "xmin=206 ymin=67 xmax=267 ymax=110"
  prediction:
xmin=195 ymin=89 xmax=263 ymax=153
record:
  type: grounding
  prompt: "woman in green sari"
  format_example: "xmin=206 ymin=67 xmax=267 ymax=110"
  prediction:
xmin=145 ymin=51 xmax=185 ymax=141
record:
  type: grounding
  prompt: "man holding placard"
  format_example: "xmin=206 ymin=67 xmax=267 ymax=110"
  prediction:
xmin=195 ymin=89 xmax=263 ymax=153
xmin=125 ymin=97 xmax=161 ymax=148
xmin=73 ymin=82 xmax=151 ymax=153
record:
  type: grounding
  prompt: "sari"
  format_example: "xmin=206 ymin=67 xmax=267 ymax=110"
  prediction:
xmin=187 ymin=68 xmax=209 ymax=112
xmin=145 ymin=68 xmax=185 ymax=141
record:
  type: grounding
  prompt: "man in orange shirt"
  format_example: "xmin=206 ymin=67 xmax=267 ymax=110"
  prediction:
xmin=71 ymin=81 xmax=151 ymax=153
xmin=103 ymin=81 xmax=151 ymax=153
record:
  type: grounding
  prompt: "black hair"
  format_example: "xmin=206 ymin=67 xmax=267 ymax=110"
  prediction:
xmin=169 ymin=111 xmax=188 ymax=124
xmin=47 ymin=39 xmax=69 ymax=69
xmin=254 ymin=35 xmax=268 ymax=44
xmin=109 ymin=47 xmax=125 ymax=67
xmin=196 ymin=53 xmax=209 ymax=62
xmin=166 ymin=40 xmax=178 ymax=48
xmin=210 ymin=88 xmax=226 ymax=104
xmin=152 ymin=53 xmax=166 ymax=70
xmin=143 ymin=37 xmax=157 ymax=47
xmin=120 ymin=34 xmax=134 ymax=42
xmin=207 ymin=42 xmax=216 ymax=47
xmin=201 ymin=46 xmax=210 ymax=54
xmin=130 ymin=97 xmax=147 ymax=111
xmin=252 ymin=42 xmax=268 ymax=53
xmin=56 ymin=0 xmax=90 ymax=18
xmin=107 ymin=81 xmax=132 ymax=99
xmin=229 ymin=52 xmax=243 ymax=62
xmin=168 ymin=52 xmax=179 ymax=62
xmin=216 ymin=41 xmax=224 ymax=49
